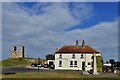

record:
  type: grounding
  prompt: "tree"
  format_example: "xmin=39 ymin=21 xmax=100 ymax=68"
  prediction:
xmin=106 ymin=61 xmax=109 ymax=63
xmin=109 ymin=59 xmax=115 ymax=72
xmin=96 ymin=56 xmax=103 ymax=72
xmin=115 ymin=61 xmax=120 ymax=69
xmin=46 ymin=54 xmax=54 ymax=60
xmin=109 ymin=59 xmax=115 ymax=66
xmin=38 ymin=57 xmax=41 ymax=64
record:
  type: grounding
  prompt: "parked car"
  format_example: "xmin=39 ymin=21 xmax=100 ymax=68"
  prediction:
xmin=49 ymin=64 xmax=54 ymax=69
xmin=31 ymin=63 xmax=38 ymax=67
xmin=44 ymin=64 xmax=49 ymax=68
xmin=37 ymin=64 xmax=43 ymax=67
xmin=48 ymin=61 xmax=54 ymax=69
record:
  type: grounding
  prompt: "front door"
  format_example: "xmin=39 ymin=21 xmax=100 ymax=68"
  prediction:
xmin=82 ymin=62 xmax=85 ymax=71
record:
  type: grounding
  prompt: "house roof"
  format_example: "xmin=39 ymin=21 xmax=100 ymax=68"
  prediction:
xmin=55 ymin=45 xmax=99 ymax=54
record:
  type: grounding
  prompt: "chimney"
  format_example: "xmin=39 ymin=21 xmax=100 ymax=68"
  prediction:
xmin=82 ymin=40 xmax=85 ymax=47
xmin=56 ymin=48 xmax=59 ymax=52
xmin=76 ymin=40 xmax=79 ymax=47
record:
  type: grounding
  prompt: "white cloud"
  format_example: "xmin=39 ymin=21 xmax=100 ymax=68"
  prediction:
xmin=70 ymin=2 xmax=93 ymax=20
xmin=2 ymin=2 xmax=118 ymax=61
xmin=65 ymin=20 xmax=118 ymax=61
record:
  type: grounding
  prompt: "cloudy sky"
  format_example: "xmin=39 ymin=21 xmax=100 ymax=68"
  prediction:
xmin=2 ymin=2 xmax=118 ymax=61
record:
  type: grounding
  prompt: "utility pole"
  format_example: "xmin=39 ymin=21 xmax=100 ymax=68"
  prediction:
xmin=38 ymin=57 xmax=40 ymax=72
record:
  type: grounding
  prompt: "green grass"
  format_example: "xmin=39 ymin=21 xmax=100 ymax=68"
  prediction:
xmin=1 ymin=58 xmax=46 ymax=67
xmin=2 ymin=71 xmax=120 ymax=78
xmin=0 ymin=61 xmax=2 ymax=67
xmin=1 ymin=58 xmax=31 ymax=67
xmin=2 ymin=71 xmax=97 ymax=78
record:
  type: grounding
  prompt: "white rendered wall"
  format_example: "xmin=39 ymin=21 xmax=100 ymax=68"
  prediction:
xmin=55 ymin=53 xmax=101 ymax=71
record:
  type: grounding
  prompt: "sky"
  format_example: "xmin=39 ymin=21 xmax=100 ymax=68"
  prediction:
xmin=2 ymin=2 xmax=119 ymax=62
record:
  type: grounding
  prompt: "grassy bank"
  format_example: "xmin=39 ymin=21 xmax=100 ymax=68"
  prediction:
xmin=1 ymin=58 xmax=46 ymax=67
xmin=1 ymin=58 xmax=33 ymax=67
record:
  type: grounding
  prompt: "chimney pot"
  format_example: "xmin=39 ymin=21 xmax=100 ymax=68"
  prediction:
xmin=76 ymin=40 xmax=79 ymax=46
xmin=82 ymin=40 xmax=85 ymax=47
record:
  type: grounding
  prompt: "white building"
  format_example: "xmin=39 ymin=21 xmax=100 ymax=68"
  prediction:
xmin=54 ymin=40 xmax=101 ymax=71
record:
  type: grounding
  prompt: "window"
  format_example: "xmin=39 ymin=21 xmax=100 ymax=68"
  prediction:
xmin=74 ymin=61 xmax=77 ymax=65
xmin=70 ymin=61 xmax=73 ymax=67
xmin=70 ymin=61 xmax=73 ymax=65
xmin=72 ymin=54 xmax=75 ymax=59
xmin=59 ymin=61 xmax=62 ymax=67
xmin=88 ymin=62 xmax=91 ymax=65
xmin=59 ymin=54 xmax=62 ymax=59
xmin=70 ymin=61 xmax=78 ymax=67
xmin=80 ymin=54 xmax=84 ymax=59
xmin=74 ymin=61 xmax=77 ymax=67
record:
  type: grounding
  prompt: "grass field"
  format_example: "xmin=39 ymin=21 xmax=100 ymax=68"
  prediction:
xmin=2 ymin=71 xmax=97 ymax=78
xmin=1 ymin=71 xmax=120 ymax=78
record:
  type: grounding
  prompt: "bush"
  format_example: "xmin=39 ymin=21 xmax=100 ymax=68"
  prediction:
xmin=97 ymin=68 xmax=102 ymax=72
xmin=96 ymin=56 xmax=103 ymax=72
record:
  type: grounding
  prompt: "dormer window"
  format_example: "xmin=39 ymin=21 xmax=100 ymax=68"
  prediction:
xmin=72 ymin=54 xmax=75 ymax=59
xmin=80 ymin=54 xmax=84 ymax=59
xmin=88 ymin=62 xmax=91 ymax=65
xmin=59 ymin=54 xmax=62 ymax=59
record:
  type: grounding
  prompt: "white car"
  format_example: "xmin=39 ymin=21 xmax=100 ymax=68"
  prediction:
xmin=37 ymin=64 xmax=43 ymax=67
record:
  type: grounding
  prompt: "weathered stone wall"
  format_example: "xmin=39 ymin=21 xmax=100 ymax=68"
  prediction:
xmin=10 ymin=46 xmax=24 ymax=58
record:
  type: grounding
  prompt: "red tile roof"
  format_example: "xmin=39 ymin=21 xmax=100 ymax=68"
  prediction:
xmin=55 ymin=45 xmax=99 ymax=54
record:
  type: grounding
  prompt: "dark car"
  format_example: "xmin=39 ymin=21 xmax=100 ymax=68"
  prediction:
xmin=48 ymin=61 xmax=54 ymax=69
xmin=44 ymin=64 xmax=49 ymax=68
xmin=31 ymin=63 xmax=37 ymax=67
xmin=49 ymin=64 xmax=54 ymax=69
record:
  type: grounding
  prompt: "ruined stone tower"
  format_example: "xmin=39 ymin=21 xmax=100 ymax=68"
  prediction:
xmin=10 ymin=45 xmax=25 ymax=58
